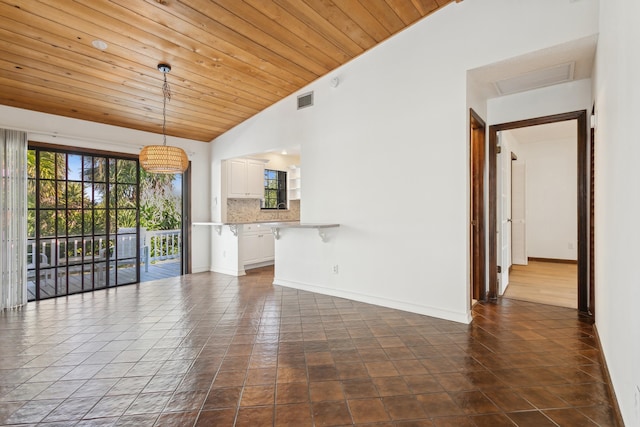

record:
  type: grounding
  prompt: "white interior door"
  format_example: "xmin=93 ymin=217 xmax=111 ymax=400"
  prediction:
xmin=497 ymin=145 xmax=512 ymax=295
xmin=512 ymin=161 xmax=527 ymax=265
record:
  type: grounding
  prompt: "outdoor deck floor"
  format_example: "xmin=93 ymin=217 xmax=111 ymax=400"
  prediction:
xmin=27 ymin=260 xmax=181 ymax=301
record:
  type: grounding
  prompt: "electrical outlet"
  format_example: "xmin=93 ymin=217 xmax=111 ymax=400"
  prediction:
xmin=223 ymin=250 xmax=226 ymax=258
xmin=332 ymin=265 xmax=339 ymax=274
xmin=568 ymin=242 xmax=574 ymax=249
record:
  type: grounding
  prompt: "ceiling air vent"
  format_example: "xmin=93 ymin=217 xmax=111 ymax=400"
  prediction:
xmin=297 ymin=91 xmax=313 ymax=110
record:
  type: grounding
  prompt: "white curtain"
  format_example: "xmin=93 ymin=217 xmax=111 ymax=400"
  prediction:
xmin=0 ymin=129 xmax=27 ymax=310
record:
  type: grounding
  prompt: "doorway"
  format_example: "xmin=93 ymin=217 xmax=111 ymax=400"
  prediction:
xmin=499 ymin=122 xmax=578 ymax=308
xmin=26 ymin=142 xmax=190 ymax=301
xmin=488 ymin=110 xmax=589 ymax=313
xmin=139 ymin=168 xmax=188 ymax=282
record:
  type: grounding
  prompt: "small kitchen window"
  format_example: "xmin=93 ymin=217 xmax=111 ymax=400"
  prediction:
xmin=263 ymin=169 xmax=287 ymax=209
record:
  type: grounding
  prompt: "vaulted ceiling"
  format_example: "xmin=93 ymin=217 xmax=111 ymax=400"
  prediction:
xmin=0 ymin=0 xmax=454 ymax=142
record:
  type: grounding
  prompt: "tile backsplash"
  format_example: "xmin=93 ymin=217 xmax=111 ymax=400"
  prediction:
xmin=226 ymin=199 xmax=300 ymax=223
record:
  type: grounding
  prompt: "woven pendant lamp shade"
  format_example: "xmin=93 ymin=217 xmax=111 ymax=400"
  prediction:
xmin=140 ymin=63 xmax=188 ymax=174
xmin=139 ymin=145 xmax=188 ymax=174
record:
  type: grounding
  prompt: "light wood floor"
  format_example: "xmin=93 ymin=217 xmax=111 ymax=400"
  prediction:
xmin=503 ymin=260 xmax=578 ymax=309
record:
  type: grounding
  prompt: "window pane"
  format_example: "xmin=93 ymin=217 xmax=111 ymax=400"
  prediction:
xmin=27 ymin=150 xmax=36 ymax=178
xmin=40 ymin=181 xmax=55 ymax=208
xmin=40 ymin=210 xmax=55 ymax=237
xmin=39 ymin=151 xmax=55 ymax=179
xmin=57 ymin=210 xmax=67 ymax=236
xmin=27 ymin=179 xmax=36 ymax=208
xmin=56 ymin=153 xmax=66 ymax=180
xmin=83 ymin=183 xmax=93 ymax=208
xmin=68 ymin=210 xmax=83 ymax=236
xmin=68 ymin=154 xmax=82 ymax=181
xmin=117 ymin=159 xmax=137 ymax=184
xmin=94 ymin=184 xmax=106 ymax=208
xmin=108 ymin=184 xmax=116 ymax=208
xmin=94 ymin=210 xmax=106 ymax=234
xmin=94 ymin=157 xmax=106 ymax=182
xmin=116 ymin=184 xmax=137 ymax=208
xmin=56 ymin=182 xmax=66 ymax=208
xmin=83 ymin=156 xmax=93 ymax=182
xmin=93 ymin=236 xmax=108 ymax=259
xmin=109 ymin=158 xmax=117 ymax=182
xmin=118 ymin=210 xmax=136 ymax=230
xmin=83 ymin=211 xmax=93 ymax=235
xmin=27 ymin=210 xmax=35 ymax=239
xmin=117 ymin=259 xmax=136 ymax=285
xmin=67 ymin=182 xmax=83 ymax=208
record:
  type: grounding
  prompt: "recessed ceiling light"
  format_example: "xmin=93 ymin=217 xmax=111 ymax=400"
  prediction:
xmin=281 ymin=150 xmax=288 ymax=155
xmin=92 ymin=40 xmax=108 ymax=50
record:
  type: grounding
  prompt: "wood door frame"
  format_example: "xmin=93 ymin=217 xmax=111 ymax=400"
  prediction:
xmin=470 ymin=108 xmax=486 ymax=302
xmin=182 ymin=161 xmax=192 ymax=275
xmin=488 ymin=110 xmax=589 ymax=313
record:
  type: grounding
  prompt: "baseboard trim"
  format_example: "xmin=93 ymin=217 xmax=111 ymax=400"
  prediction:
xmin=273 ymin=278 xmax=472 ymax=324
xmin=528 ymin=257 xmax=577 ymax=265
xmin=245 ymin=261 xmax=275 ymax=270
xmin=210 ymin=266 xmax=246 ymax=276
xmin=592 ymin=324 xmax=625 ymax=427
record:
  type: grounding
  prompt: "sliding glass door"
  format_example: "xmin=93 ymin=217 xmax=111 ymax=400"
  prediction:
xmin=27 ymin=145 xmax=140 ymax=301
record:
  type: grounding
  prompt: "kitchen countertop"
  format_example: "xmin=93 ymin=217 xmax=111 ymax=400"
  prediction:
xmin=193 ymin=221 xmax=339 ymax=241
xmin=192 ymin=220 xmax=299 ymax=226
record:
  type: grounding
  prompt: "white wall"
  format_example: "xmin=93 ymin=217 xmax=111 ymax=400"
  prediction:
xmin=211 ymin=0 xmax=599 ymax=323
xmin=0 ymin=105 xmax=212 ymax=274
xmin=488 ymin=79 xmax=593 ymax=125
xmin=594 ymin=0 xmax=640 ymax=425
xmin=508 ymin=133 xmax=577 ymax=260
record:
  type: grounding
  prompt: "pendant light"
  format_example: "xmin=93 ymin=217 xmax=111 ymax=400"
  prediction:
xmin=139 ymin=63 xmax=188 ymax=174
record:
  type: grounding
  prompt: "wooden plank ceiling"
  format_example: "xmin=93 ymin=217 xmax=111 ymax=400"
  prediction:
xmin=0 ymin=0 xmax=454 ymax=142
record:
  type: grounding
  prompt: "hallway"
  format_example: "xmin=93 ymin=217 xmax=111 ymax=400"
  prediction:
xmin=0 ymin=267 xmax=616 ymax=426
xmin=504 ymin=261 xmax=578 ymax=309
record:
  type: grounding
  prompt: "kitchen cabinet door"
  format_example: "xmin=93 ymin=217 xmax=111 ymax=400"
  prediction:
xmin=246 ymin=160 xmax=265 ymax=198
xmin=241 ymin=233 xmax=262 ymax=265
xmin=226 ymin=159 xmax=265 ymax=199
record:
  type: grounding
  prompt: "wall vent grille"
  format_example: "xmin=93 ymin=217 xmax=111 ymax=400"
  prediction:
xmin=297 ymin=92 xmax=313 ymax=109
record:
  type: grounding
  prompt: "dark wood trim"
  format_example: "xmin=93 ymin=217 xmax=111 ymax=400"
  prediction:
xmin=589 ymin=106 xmax=595 ymax=317
xmin=593 ymin=324 xmax=625 ymax=427
xmin=488 ymin=110 xmax=589 ymax=313
xmin=28 ymin=140 xmax=139 ymax=160
xmin=470 ymin=108 xmax=486 ymax=302
xmin=183 ymin=162 xmax=192 ymax=275
xmin=488 ymin=120 xmax=498 ymax=301
xmin=528 ymin=257 xmax=578 ymax=265
xmin=576 ymin=111 xmax=588 ymax=313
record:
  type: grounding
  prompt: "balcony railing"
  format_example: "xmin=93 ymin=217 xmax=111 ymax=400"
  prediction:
xmin=27 ymin=228 xmax=182 ymax=273
xmin=146 ymin=229 xmax=181 ymax=263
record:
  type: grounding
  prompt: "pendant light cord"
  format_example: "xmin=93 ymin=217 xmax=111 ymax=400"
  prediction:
xmin=162 ymin=71 xmax=171 ymax=146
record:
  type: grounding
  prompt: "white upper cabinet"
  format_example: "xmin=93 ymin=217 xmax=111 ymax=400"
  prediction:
xmin=226 ymin=158 xmax=265 ymax=199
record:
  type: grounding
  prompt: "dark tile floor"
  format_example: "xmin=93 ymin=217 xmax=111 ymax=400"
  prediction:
xmin=0 ymin=267 xmax=617 ymax=426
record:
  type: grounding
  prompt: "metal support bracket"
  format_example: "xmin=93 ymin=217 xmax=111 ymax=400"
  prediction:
xmin=271 ymin=228 xmax=281 ymax=240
